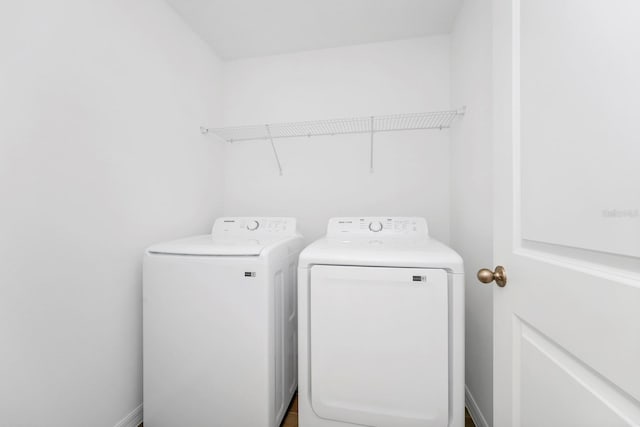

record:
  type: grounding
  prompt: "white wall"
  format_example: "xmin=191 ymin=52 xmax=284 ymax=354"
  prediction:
xmin=222 ymin=37 xmax=452 ymax=242
xmin=0 ymin=1 xmax=224 ymax=426
xmin=450 ymin=1 xmax=494 ymax=426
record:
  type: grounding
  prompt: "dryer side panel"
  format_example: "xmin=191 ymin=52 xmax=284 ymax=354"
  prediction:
xmin=309 ymin=265 xmax=449 ymax=427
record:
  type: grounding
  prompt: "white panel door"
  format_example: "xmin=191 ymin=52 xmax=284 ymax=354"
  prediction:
xmin=492 ymin=1 xmax=640 ymax=426
xmin=309 ymin=265 xmax=448 ymax=427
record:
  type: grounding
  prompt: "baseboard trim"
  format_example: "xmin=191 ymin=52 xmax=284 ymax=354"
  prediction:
xmin=465 ymin=385 xmax=489 ymax=427
xmin=114 ymin=404 xmax=143 ymax=427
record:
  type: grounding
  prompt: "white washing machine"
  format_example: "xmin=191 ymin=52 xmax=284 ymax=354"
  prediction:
xmin=143 ymin=217 xmax=304 ymax=427
xmin=298 ymin=217 xmax=464 ymax=427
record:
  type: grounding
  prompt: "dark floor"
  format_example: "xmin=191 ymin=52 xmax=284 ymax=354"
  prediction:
xmin=280 ymin=392 xmax=298 ymax=427
xmin=280 ymin=392 xmax=476 ymax=427
xmin=139 ymin=393 xmax=477 ymax=427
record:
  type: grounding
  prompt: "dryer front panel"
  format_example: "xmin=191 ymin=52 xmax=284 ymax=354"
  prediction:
xmin=309 ymin=265 xmax=448 ymax=427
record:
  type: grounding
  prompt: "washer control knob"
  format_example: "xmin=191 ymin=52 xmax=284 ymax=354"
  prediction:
xmin=369 ymin=221 xmax=383 ymax=232
xmin=246 ymin=220 xmax=260 ymax=231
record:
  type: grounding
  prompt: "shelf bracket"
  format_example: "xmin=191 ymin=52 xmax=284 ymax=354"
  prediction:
xmin=265 ymin=124 xmax=283 ymax=176
xmin=369 ymin=116 xmax=375 ymax=173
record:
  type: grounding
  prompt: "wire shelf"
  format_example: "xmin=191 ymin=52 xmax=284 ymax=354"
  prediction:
xmin=200 ymin=109 xmax=465 ymax=175
xmin=201 ymin=109 xmax=464 ymax=143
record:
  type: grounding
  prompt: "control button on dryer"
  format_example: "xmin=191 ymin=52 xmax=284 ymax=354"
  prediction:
xmin=246 ymin=220 xmax=260 ymax=231
xmin=369 ymin=221 xmax=383 ymax=232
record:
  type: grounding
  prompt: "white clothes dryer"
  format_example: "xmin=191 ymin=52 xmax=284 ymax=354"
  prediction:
xmin=298 ymin=217 xmax=464 ymax=427
xmin=143 ymin=217 xmax=304 ymax=427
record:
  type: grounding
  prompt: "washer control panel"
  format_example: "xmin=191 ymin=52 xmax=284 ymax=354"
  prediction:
xmin=246 ymin=220 xmax=260 ymax=231
xmin=368 ymin=221 xmax=384 ymax=232
xmin=327 ymin=217 xmax=429 ymax=238
xmin=212 ymin=217 xmax=297 ymax=237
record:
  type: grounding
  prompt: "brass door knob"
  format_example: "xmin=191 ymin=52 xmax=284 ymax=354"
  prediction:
xmin=477 ymin=266 xmax=507 ymax=287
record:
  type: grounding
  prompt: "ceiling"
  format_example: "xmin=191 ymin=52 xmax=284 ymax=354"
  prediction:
xmin=165 ymin=0 xmax=463 ymax=60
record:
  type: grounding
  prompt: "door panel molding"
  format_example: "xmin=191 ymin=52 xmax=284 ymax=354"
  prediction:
xmin=513 ymin=0 xmax=640 ymax=274
xmin=516 ymin=0 xmax=640 ymax=260
xmin=513 ymin=317 xmax=640 ymax=426
xmin=521 ymin=240 xmax=640 ymax=277
xmin=514 ymin=246 xmax=640 ymax=287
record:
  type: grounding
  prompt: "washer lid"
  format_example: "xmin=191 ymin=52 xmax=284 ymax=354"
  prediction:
xmin=147 ymin=217 xmax=300 ymax=256
xmin=147 ymin=235 xmax=270 ymax=256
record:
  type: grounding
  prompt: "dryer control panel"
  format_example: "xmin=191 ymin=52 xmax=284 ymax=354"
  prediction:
xmin=326 ymin=217 xmax=428 ymax=238
xmin=212 ymin=217 xmax=298 ymax=237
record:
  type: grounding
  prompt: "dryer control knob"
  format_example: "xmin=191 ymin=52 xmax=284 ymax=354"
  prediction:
xmin=246 ymin=220 xmax=260 ymax=231
xmin=369 ymin=221 xmax=383 ymax=232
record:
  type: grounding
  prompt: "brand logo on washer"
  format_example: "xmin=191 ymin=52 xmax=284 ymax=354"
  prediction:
xmin=412 ymin=275 xmax=427 ymax=282
xmin=244 ymin=272 xmax=256 ymax=277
